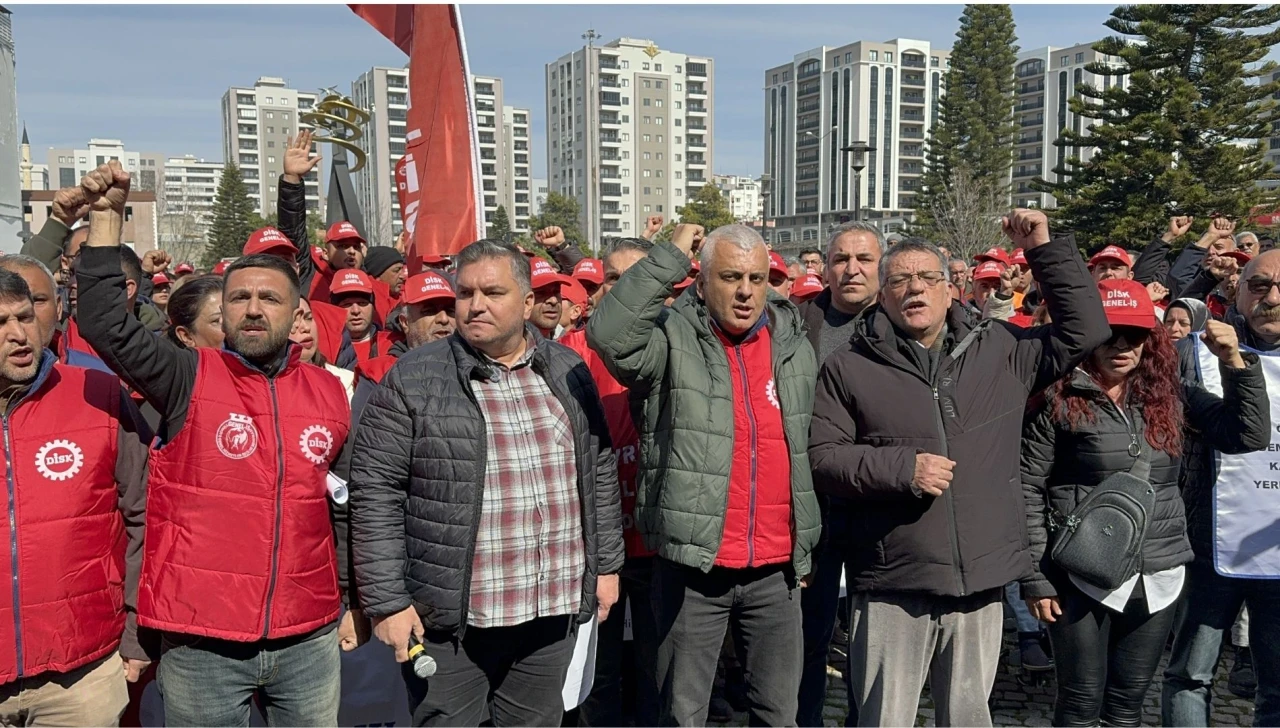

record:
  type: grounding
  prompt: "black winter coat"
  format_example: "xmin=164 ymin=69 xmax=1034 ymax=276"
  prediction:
xmin=1178 ymin=312 xmax=1276 ymax=559
xmin=809 ymin=233 xmax=1111 ymax=597
xmin=1019 ymin=360 xmax=1270 ymax=599
xmin=348 ymin=327 xmax=625 ymax=634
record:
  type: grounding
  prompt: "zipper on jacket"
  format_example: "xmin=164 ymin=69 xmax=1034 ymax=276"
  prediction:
xmin=261 ymin=381 xmax=287 ymax=638
xmin=457 ymin=374 xmax=490 ymax=641
xmin=732 ymin=345 xmax=760 ymax=567
xmin=4 ymin=419 xmax=23 ymax=676
xmin=932 ymin=384 xmax=966 ymax=597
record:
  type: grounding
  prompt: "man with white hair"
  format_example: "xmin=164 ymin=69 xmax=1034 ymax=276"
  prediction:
xmin=588 ymin=223 xmax=821 ymax=726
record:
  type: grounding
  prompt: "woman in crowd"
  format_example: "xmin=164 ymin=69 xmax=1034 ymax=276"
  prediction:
xmin=291 ymin=297 xmax=355 ymax=401
xmin=1163 ymin=297 xmax=1209 ymax=343
xmin=164 ymin=274 xmax=223 ymax=349
xmin=1020 ymin=278 xmax=1268 ymax=727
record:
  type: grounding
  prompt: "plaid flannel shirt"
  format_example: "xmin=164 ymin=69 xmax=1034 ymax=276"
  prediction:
xmin=467 ymin=340 xmax=585 ymax=628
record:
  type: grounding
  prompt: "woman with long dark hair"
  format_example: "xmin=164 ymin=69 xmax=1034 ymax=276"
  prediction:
xmin=1020 ymin=278 xmax=1269 ymax=726
xmin=164 ymin=274 xmax=223 ymax=349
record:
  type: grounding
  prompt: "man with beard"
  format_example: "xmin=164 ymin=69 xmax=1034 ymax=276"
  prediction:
xmin=75 ymin=161 xmax=352 ymax=727
xmin=352 ymin=271 xmax=456 ymax=389
xmin=331 ymin=269 xmax=401 ymax=365
xmin=1164 ymin=247 xmax=1280 ymax=728
xmin=0 ymin=268 xmax=152 ymax=726
xmin=530 ymin=257 xmax=573 ymax=339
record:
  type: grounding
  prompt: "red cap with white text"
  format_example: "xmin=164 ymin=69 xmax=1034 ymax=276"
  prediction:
xmin=1098 ymin=278 xmax=1156 ymax=329
xmin=330 ymin=269 xmax=375 ymax=297
xmin=402 ymin=271 xmax=455 ymax=304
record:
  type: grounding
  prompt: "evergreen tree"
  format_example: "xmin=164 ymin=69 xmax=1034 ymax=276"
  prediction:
xmin=914 ymin=5 xmax=1019 ymax=238
xmin=203 ymin=162 xmax=257 ymax=267
xmin=675 ymin=183 xmax=738 ymax=231
xmin=487 ymin=205 xmax=513 ymax=242
xmin=528 ymin=192 xmax=586 ymax=250
xmin=1035 ymin=5 xmax=1280 ymax=249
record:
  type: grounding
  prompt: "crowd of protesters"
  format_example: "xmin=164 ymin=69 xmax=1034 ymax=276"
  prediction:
xmin=1 ymin=135 xmax=1278 ymax=728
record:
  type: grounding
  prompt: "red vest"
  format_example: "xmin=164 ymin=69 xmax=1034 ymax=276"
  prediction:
xmin=558 ymin=329 xmax=653 ymax=559
xmin=139 ymin=348 xmax=350 ymax=642
xmin=0 ymin=362 xmax=125 ymax=684
xmin=714 ymin=323 xmax=792 ymax=569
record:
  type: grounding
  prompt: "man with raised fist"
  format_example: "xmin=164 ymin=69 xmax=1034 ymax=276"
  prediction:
xmin=808 ymin=209 xmax=1109 ymax=726
xmin=75 ymin=161 xmax=351 ymax=727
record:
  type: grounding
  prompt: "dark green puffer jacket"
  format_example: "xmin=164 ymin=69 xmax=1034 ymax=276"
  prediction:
xmin=586 ymin=240 xmax=821 ymax=576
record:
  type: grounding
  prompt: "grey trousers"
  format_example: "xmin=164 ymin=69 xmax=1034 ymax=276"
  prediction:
xmin=652 ymin=559 xmax=801 ymax=727
xmin=847 ymin=589 xmax=1003 ymax=727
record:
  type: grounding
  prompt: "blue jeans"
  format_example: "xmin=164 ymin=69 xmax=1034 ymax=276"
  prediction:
xmin=797 ymin=503 xmax=855 ymax=727
xmin=1004 ymin=582 xmax=1042 ymax=634
xmin=1161 ymin=561 xmax=1280 ymax=727
xmin=157 ymin=627 xmax=341 ymax=727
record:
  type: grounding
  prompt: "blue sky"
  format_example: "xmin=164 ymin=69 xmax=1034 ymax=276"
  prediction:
xmin=13 ymin=4 xmax=1121 ymax=179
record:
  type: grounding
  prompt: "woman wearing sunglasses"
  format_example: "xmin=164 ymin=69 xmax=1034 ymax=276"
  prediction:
xmin=1019 ymin=277 xmax=1269 ymax=727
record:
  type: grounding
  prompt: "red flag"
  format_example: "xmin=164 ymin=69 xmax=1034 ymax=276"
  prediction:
xmin=394 ymin=153 xmax=419 ymax=239
xmin=351 ymin=4 xmax=484 ymax=274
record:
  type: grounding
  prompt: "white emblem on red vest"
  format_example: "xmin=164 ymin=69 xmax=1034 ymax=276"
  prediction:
xmin=215 ymin=413 xmax=259 ymax=460
xmin=35 ymin=439 xmax=84 ymax=481
xmin=299 ymin=425 xmax=334 ymax=465
xmin=766 ymin=379 xmax=780 ymax=410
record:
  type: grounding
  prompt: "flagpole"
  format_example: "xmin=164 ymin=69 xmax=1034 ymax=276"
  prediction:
xmin=584 ymin=29 xmax=600 ymax=258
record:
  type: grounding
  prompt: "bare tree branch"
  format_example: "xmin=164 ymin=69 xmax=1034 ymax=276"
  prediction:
xmin=928 ymin=165 xmax=1008 ymax=261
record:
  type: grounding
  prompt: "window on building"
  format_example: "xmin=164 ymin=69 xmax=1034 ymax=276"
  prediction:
xmin=655 ymin=64 xmax=662 ymax=71
xmin=643 ymin=116 xmax=651 ymax=124
xmin=657 ymin=117 xmax=664 ymax=125
xmin=675 ymin=119 xmax=682 ymax=127
xmin=656 ymin=170 xmax=664 ymax=178
xmin=885 ymin=52 xmax=893 ymax=63
xmin=675 ymin=171 xmax=683 ymax=179
xmin=621 ymin=60 xmax=630 ymax=68
xmin=658 ymin=135 xmax=664 ymax=142
xmin=621 ymin=78 xmax=629 ymax=87
xmin=266 ymin=111 xmax=273 ymax=119
xmin=622 ymin=150 xmax=630 ymax=159
xmin=846 ymin=52 xmax=852 ymax=63
xmin=657 ymin=152 xmax=663 ymax=160
xmin=657 ymin=187 xmax=663 ymax=195
xmin=644 ymin=80 xmax=651 ymax=88
xmin=675 ymin=153 xmax=682 ymax=161
xmin=1076 ymin=52 xmax=1085 ymax=64
xmin=931 ymin=56 xmax=940 ymax=67
xmin=870 ymin=51 xmax=878 ymax=61
xmin=644 ymin=187 xmax=651 ymax=195
xmin=623 ymin=96 xmax=630 ymax=105
xmin=772 ymin=74 xmax=778 ymax=84
xmin=643 ymin=170 xmax=651 ymax=177
xmin=281 ymin=98 xmax=289 ymax=106
xmin=642 ymin=62 xmax=651 ymax=70
xmin=1061 ymin=55 xmax=1069 ymax=67
xmin=643 ymin=134 xmax=651 ymax=142
xmin=643 ymin=152 xmax=651 ymax=160
xmin=657 ymin=99 xmax=664 ymax=108
xmin=267 ymin=156 xmax=275 ymax=164
xmin=676 ymin=136 xmax=682 ymax=144
xmin=622 ymin=132 xmax=630 ymax=141
xmin=643 ymin=204 xmax=651 ymax=213
xmin=643 ymin=98 xmax=651 ymax=107
xmin=265 ymin=97 xmax=273 ymax=104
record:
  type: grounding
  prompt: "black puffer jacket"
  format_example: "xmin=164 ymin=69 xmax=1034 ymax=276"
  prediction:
xmin=1178 ymin=311 xmax=1275 ymax=559
xmin=348 ymin=327 xmax=625 ymax=634
xmin=1021 ymin=359 xmax=1269 ymax=599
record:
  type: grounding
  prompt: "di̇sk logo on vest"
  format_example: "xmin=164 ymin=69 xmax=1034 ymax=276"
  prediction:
xmin=35 ymin=439 xmax=84 ymax=481
xmin=765 ymin=379 xmax=780 ymax=410
xmin=299 ymin=425 xmax=334 ymax=465
xmin=216 ymin=413 xmax=260 ymax=460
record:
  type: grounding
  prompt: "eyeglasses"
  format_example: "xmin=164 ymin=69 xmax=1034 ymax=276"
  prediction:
xmin=1105 ymin=327 xmax=1151 ymax=347
xmin=1245 ymin=278 xmax=1280 ymax=296
xmin=885 ymin=271 xmax=947 ymax=290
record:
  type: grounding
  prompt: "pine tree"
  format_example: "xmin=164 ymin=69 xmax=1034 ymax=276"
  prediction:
xmin=1035 ymin=5 xmax=1280 ymax=249
xmin=914 ymin=5 xmax=1019 ymax=238
xmin=528 ymin=192 xmax=586 ymax=250
xmin=675 ymin=183 xmax=737 ymax=231
xmin=487 ymin=205 xmax=513 ymax=242
xmin=203 ymin=162 xmax=258 ymax=267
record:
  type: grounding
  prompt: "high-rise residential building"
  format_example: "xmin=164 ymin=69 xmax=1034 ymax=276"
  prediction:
xmin=763 ymin=38 xmax=950 ymax=249
xmin=546 ymin=37 xmax=714 ymax=243
xmin=1012 ymin=43 xmax=1127 ymax=209
xmin=350 ymin=67 xmax=532 ymax=243
xmin=160 ymin=155 xmax=223 ymax=248
xmin=531 ymin=177 xmax=549 ymax=217
xmin=713 ymin=174 xmax=763 ymax=223
xmin=0 ymin=7 xmax=18 ymax=250
xmin=220 ymin=77 xmax=321 ymax=217
xmin=46 ymin=139 xmax=166 ymax=193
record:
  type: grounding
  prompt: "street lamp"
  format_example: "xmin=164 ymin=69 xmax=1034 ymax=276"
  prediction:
xmin=759 ymin=173 xmax=772 ymax=245
xmin=841 ymin=140 xmax=874 ymax=223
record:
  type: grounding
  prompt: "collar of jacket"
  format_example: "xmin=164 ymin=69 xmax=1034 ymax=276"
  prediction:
xmin=0 ymin=349 xmax=56 ymax=416
xmin=671 ymin=284 xmax=808 ymax=358
xmin=221 ymin=340 xmax=300 ymax=379
xmin=855 ymin=301 xmax=989 ymax=361
xmin=448 ymin=323 xmax=547 ymax=379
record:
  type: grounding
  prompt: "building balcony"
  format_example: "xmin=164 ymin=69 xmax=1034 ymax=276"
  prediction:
xmin=688 ymin=104 xmax=707 ymax=114
xmin=902 ymin=56 xmax=926 ymax=69
xmin=902 ymin=112 xmax=925 ymax=122
xmin=599 ymin=56 xmax=619 ymax=70
xmin=1019 ymin=80 xmax=1046 ymax=95
xmin=902 ymin=74 xmax=926 ymax=87
xmin=798 ymin=82 xmax=821 ymax=98
xmin=687 ymin=63 xmax=708 ymax=78
xmin=901 ymin=130 xmax=924 ymax=139
xmin=600 ymin=92 xmax=621 ymax=107
xmin=797 ymin=171 xmax=820 ymax=181
xmin=1016 ymin=99 xmax=1045 ymax=112
xmin=1014 ymin=166 xmax=1043 ymax=178
xmin=600 ymin=80 xmax=620 ymax=89
xmin=687 ymin=120 xmax=706 ymax=130
xmin=901 ymin=93 xmax=925 ymax=105
xmin=602 ymin=221 xmax=623 ymax=233
xmin=600 ymin=133 xmax=620 ymax=144
xmin=600 ymin=150 xmax=620 ymax=161
xmin=601 ymin=184 xmax=622 ymax=198
xmin=901 ymin=143 xmax=924 ymax=157
xmin=1018 ymin=133 xmax=1045 ymax=145
xmin=797 ymin=120 xmax=821 ymax=132
xmin=600 ymin=114 xmax=621 ymax=126
xmin=601 ymin=203 xmax=621 ymax=214
xmin=1020 ymin=116 xmax=1045 ymax=127
xmin=688 ymin=174 xmax=706 ymax=183
xmin=687 ymin=83 xmax=707 ymax=96
xmin=797 ymin=136 xmax=819 ymax=148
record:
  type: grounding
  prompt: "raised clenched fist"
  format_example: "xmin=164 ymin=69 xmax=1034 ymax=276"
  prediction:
xmin=1167 ymin=216 xmax=1194 ymax=241
xmin=913 ymin=453 xmax=955 ymax=497
xmin=142 ymin=250 xmax=172 ymax=275
xmin=51 ymin=185 xmax=91 ymax=227
xmin=534 ymin=226 xmax=566 ymax=249
xmin=1001 ymin=209 xmax=1051 ymax=249
xmin=643 ymin=215 xmax=665 ymax=240
xmin=81 ymin=161 xmax=130 ymax=214
xmin=671 ymin=223 xmax=704 ymax=259
xmin=1201 ymin=319 xmax=1245 ymax=369
xmin=998 ymin=264 xmax=1018 ymax=297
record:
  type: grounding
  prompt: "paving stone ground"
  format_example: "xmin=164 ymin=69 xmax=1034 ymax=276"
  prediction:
xmin=706 ymin=618 xmax=1255 ymax=728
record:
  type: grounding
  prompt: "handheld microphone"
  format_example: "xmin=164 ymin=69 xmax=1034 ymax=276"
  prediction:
xmin=407 ymin=633 xmax=437 ymax=679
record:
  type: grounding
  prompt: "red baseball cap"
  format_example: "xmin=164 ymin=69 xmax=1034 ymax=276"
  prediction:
xmin=174 ymin=263 xmax=194 ymax=275
xmin=401 ymin=271 xmax=455 ymax=305
xmin=791 ymin=273 xmax=825 ymax=301
xmin=1089 ymin=245 xmax=1132 ymax=269
xmin=330 ymin=269 xmax=375 ymax=298
xmin=973 ymin=261 xmax=1005 ymax=282
xmin=419 ymin=253 xmax=451 ymax=266
xmin=151 ymin=272 xmax=171 ymax=287
xmin=242 ymin=227 xmax=297 ymax=257
xmin=769 ymin=251 xmax=789 ymax=278
xmin=562 ymin=279 xmax=590 ymax=308
xmin=1012 ymin=249 xmax=1028 ymax=267
xmin=325 ymin=221 xmax=366 ymax=246
xmin=531 ymin=258 xmax=572 ymax=291
xmin=573 ymin=258 xmax=604 ymax=286
xmin=1098 ymin=278 xmax=1157 ymax=329
xmin=1223 ymin=250 xmax=1253 ymax=266
xmin=213 ymin=259 xmax=232 ymax=275
xmin=673 ymin=260 xmax=700 ymax=291
xmin=975 ymin=248 xmax=1012 ymax=267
